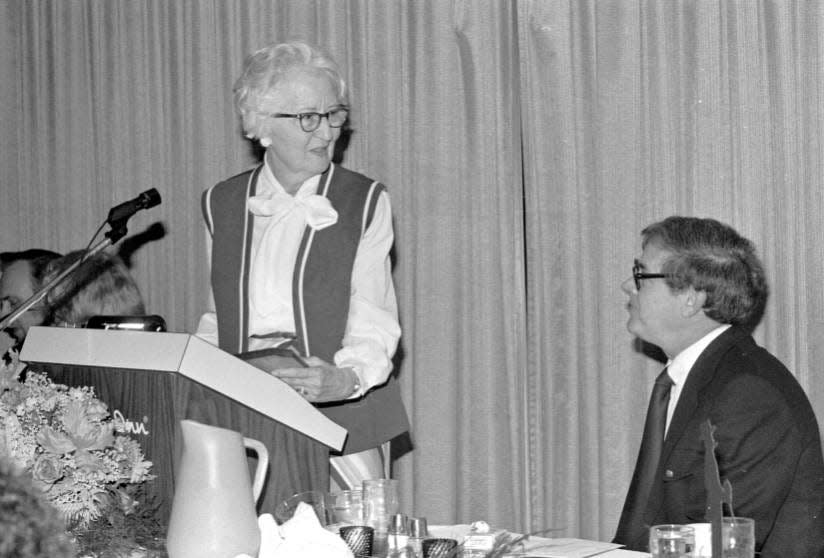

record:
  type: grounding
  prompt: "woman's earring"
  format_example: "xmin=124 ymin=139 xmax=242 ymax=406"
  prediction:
xmin=260 ymin=137 xmax=272 ymax=148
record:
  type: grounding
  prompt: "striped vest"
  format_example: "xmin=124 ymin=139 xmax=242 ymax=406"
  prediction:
xmin=203 ymin=163 xmax=409 ymax=454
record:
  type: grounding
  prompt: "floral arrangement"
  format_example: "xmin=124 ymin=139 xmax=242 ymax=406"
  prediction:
xmin=0 ymin=348 xmax=154 ymax=530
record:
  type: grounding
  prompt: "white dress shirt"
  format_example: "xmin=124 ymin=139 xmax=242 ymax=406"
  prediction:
xmin=664 ymin=324 xmax=731 ymax=436
xmin=196 ymin=162 xmax=400 ymax=398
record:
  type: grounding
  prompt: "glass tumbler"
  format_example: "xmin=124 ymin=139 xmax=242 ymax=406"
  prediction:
xmin=649 ymin=524 xmax=695 ymax=558
xmin=362 ymin=478 xmax=399 ymax=556
xmin=273 ymin=490 xmax=330 ymax=526
xmin=363 ymin=479 xmax=398 ymax=533
xmin=362 ymin=478 xmax=399 ymax=533
xmin=329 ymin=489 xmax=365 ymax=526
xmin=721 ymin=517 xmax=755 ymax=558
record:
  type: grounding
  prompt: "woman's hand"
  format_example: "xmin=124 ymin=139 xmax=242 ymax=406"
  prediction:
xmin=270 ymin=356 xmax=359 ymax=403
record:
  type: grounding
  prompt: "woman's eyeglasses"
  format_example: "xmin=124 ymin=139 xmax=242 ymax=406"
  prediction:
xmin=267 ymin=107 xmax=349 ymax=133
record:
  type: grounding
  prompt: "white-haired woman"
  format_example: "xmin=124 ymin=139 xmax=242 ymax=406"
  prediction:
xmin=197 ymin=41 xmax=409 ymax=490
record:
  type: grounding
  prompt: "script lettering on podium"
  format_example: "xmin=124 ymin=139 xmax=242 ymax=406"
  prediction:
xmin=113 ymin=409 xmax=151 ymax=436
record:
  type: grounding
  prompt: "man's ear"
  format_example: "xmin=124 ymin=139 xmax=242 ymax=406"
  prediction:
xmin=680 ymin=287 xmax=707 ymax=318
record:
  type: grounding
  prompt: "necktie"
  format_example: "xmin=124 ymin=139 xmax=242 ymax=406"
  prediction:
xmin=615 ymin=368 xmax=674 ymax=548
xmin=639 ymin=369 xmax=674 ymax=492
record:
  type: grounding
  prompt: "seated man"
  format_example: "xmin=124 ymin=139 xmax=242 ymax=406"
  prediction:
xmin=613 ymin=216 xmax=824 ymax=556
xmin=0 ymin=459 xmax=76 ymax=558
xmin=43 ymin=250 xmax=145 ymax=327
xmin=0 ymin=249 xmax=61 ymax=354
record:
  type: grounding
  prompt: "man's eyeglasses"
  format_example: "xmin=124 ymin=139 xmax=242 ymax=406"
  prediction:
xmin=268 ymin=107 xmax=349 ymax=133
xmin=632 ymin=261 xmax=670 ymax=290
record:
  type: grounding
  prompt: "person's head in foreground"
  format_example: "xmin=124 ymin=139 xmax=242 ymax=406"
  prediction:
xmin=0 ymin=459 xmax=76 ymax=558
xmin=44 ymin=250 xmax=145 ymax=328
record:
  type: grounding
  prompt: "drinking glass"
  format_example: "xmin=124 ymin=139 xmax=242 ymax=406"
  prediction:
xmin=274 ymin=490 xmax=330 ymax=525
xmin=329 ymin=489 xmax=365 ymax=526
xmin=649 ymin=524 xmax=695 ymax=558
xmin=362 ymin=479 xmax=399 ymax=533
xmin=721 ymin=517 xmax=755 ymax=558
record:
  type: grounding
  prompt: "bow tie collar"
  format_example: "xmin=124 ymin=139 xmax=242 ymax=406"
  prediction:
xmin=247 ymin=190 xmax=338 ymax=230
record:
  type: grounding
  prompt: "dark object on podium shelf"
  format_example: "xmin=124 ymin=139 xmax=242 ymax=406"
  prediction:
xmin=85 ymin=314 xmax=167 ymax=332
xmin=19 ymin=327 xmax=347 ymax=524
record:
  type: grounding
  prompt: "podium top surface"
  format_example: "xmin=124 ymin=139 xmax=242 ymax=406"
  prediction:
xmin=20 ymin=326 xmax=347 ymax=451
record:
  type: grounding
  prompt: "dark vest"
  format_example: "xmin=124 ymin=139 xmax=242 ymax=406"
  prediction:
xmin=203 ymin=163 xmax=409 ymax=454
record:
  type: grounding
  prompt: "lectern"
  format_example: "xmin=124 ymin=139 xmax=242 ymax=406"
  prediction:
xmin=20 ymin=326 xmax=347 ymax=522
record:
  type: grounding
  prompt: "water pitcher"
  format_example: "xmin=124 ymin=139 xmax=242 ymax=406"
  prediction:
xmin=166 ymin=419 xmax=269 ymax=558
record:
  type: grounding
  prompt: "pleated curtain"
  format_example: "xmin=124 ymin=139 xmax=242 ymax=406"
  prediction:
xmin=2 ymin=0 xmax=822 ymax=541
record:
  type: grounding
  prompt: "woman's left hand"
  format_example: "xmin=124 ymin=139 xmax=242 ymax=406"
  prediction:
xmin=270 ymin=356 xmax=358 ymax=403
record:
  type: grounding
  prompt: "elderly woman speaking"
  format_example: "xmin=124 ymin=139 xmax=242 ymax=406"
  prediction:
xmin=196 ymin=41 xmax=409 ymax=488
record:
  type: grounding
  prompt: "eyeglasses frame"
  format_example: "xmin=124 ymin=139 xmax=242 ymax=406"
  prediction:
xmin=632 ymin=260 xmax=670 ymax=290
xmin=267 ymin=107 xmax=350 ymax=133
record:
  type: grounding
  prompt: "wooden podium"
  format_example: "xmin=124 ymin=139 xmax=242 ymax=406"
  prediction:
xmin=20 ymin=326 xmax=347 ymax=522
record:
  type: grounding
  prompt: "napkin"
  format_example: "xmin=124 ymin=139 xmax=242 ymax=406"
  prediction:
xmin=687 ymin=523 xmax=712 ymax=557
xmin=235 ymin=503 xmax=353 ymax=558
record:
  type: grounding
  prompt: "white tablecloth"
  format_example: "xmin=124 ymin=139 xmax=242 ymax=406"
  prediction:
xmin=602 ymin=550 xmax=650 ymax=557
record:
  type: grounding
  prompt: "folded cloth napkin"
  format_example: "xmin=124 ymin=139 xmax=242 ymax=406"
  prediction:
xmin=235 ymin=503 xmax=353 ymax=558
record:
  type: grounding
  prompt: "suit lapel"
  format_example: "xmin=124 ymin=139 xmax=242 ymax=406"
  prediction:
xmin=661 ymin=327 xmax=745 ymax=460
xmin=643 ymin=327 xmax=748 ymax=522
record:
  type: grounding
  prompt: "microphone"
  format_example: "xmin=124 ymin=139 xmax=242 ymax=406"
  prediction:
xmin=107 ymin=188 xmax=162 ymax=225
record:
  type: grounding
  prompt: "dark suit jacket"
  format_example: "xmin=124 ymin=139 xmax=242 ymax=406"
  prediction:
xmin=614 ymin=326 xmax=824 ymax=557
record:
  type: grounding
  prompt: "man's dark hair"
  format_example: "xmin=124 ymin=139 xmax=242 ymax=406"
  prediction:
xmin=641 ymin=216 xmax=768 ymax=327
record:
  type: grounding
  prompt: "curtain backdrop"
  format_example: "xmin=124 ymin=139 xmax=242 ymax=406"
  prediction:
xmin=2 ymin=0 xmax=822 ymax=542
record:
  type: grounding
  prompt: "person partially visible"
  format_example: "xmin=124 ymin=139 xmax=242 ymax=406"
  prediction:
xmin=43 ymin=250 xmax=145 ymax=327
xmin=0 ymin=459 xmax=77 ymax=558
xmin=196 ymin=40 xmax=409 ymax=488
xmin=0 ymin=250 xmax=61 ymax=354
xmin=613 ymin=216 xmax=824 ymax=556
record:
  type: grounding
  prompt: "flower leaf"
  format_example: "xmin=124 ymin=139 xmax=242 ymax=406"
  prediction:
xmin=36 ymin=426 xmax=77 ymax=454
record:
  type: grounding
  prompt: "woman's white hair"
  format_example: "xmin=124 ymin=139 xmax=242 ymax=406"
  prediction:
xmin=233 ymin=41 xmax=348 ymax=140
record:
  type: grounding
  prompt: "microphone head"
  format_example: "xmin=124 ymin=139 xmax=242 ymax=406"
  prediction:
xmin=139 ymin=188 xmax=161 ymax=209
